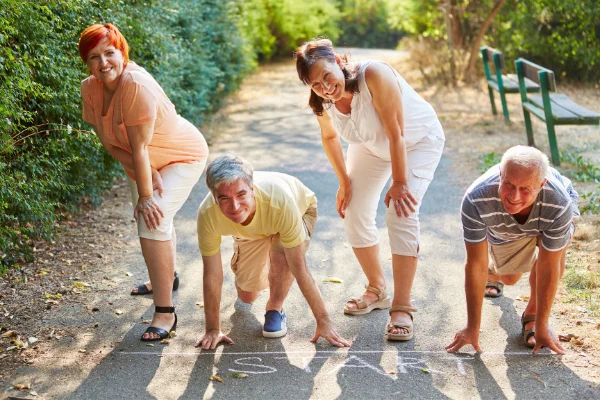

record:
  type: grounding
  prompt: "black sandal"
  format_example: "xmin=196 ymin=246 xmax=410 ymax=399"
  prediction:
xmin=131 ymin=272 xmax=180 ymax=295
xmin=521 ymin=313 xmax=536 ymax=349
xmin=141 ymin=306 xmax=177 ymax=342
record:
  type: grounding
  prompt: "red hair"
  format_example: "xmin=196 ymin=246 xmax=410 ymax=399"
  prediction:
xmin=78 ymin=23 xmax=129 ymax=64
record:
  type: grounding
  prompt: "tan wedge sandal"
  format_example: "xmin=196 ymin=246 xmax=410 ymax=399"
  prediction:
xmin=344 ymin=285 xmax=392 ymax=315
xmin=385 ymin=305 xmax=417 ymax=341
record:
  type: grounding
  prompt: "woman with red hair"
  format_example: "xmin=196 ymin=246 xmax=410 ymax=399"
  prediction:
xmin=78 ymin=23 xmax=209 ymax=341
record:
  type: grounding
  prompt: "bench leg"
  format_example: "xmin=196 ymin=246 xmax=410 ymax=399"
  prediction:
xmin=522 ymin=108 xmax=535 ymax=146
xmin=499 ymin=90 xmax=510 ymax=123
xmin=487 ymin=87 xmax=497 ymax=116
xmin=546 ymin=120 xmax=560 ymax=166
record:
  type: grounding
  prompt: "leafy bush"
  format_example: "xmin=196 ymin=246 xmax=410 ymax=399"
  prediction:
xmin=493 ymin=0 xmax=600 ymax=82
xmin=0 ymin=0 xmax=347 ymax=270
xmin=337 ymin=0 xmax=404 ymax=49
xmin=0 ymin=0 xmax=256 ymax=269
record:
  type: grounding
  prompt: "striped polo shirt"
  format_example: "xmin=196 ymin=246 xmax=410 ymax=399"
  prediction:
xmin=461 ymin=165 xmax=579 ymax=251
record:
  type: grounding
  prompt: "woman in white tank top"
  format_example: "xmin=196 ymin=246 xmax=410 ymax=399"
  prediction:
xmin=295 ymin=39 xmax=445 ymax=341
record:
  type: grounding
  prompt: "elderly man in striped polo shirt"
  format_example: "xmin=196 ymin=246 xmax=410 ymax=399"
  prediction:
xmin=446 ymin=145 xmax=579 ymax=354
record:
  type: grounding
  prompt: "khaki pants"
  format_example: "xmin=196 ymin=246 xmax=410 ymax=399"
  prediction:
xmin=489 ymin=236 xmax=538 ymax=276
xmin=230 ymin=206 xmax=317 ymax=291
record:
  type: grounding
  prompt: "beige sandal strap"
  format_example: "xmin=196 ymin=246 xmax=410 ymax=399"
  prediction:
xmin=347 ymin=296 xmax=368 ymax=310
xmin=389 ymin=305 xmax=417 ymax=319
xmin=365 ymin=285 xmax=386 ymax=300
xmin=386 ymin=322 xmax=413 ymax=332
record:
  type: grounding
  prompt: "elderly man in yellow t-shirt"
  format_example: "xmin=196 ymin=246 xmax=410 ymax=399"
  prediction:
xmin=195 ymin=153 xmax=350 ymax=349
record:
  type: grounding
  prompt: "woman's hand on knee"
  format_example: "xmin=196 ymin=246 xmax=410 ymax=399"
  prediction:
xmin=134 ymin=195 xmax=165 ymax=230
xmin=336 ymin=182 xmax=352 ymax=219
xmin=384 ymin=181 xmax=417 ymax=217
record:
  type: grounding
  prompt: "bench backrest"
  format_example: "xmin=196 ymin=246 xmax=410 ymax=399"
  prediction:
xmin=481 ymin=46 xmax=506 ymax=71
xmin=515 ymin=58 xmax=556 ymax=92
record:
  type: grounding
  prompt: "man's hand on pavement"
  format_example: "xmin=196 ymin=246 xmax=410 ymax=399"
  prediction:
xmin=195 ymin=329 xmax=234 ymax=350
xmin=310 ymin=319 xmax=351 ymax=347
xmin=445 ymin=327 xmax=482 ymax=353
xmin=533 ymin=326 xmax=566 ymax=355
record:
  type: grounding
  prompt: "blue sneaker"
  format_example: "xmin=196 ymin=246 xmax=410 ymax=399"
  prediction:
xmin=262 ymin=309 xmax=287 ymax=338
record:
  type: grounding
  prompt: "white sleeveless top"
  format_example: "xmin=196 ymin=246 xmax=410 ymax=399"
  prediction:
xmin=328 ymin=60 xmax=443 ymax=160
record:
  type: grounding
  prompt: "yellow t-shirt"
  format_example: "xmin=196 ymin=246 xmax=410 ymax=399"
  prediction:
xmin=197 ymin=171 xmax=317 ymax=256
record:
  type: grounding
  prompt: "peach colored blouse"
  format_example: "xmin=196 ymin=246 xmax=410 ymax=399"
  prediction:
xmin=81 ymin=62 xmax=208 ymax=180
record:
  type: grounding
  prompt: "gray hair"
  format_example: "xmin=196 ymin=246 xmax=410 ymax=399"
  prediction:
xmin=500 ymin=145 xmax=549 ymax=183
xmin=205 ymin=153 xmax=254 ymax=194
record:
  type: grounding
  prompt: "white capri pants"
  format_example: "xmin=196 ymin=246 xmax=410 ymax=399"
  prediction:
xmin=344 ymin=133 xmax=444 ymax=256
xmin=128 ymin=161 xmax=206 ymax=241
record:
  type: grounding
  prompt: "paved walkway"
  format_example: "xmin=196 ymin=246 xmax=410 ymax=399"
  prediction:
xmin=9 ymin=49 xmax=599 ymax=400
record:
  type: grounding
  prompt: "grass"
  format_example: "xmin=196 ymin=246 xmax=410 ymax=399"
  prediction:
xmin=479 ymin=151 xmax=501 ymax=173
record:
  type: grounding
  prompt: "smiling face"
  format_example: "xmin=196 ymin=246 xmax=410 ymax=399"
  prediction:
xmin=86 ymin=37 xmax=125 ymax=92
xmin=215 ymin=179 xmax=256 ymax=225
xmin=308 ymin=58 xmax=346 ymax=101
xmin=498 ymin=162 xmax=546 ymax=216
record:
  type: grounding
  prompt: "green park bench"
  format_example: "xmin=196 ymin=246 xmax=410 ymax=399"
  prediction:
xmin=481 ymin=46 xmax=539 ymax=123
xmin=515 ymin=58 xmax=600 ymax=165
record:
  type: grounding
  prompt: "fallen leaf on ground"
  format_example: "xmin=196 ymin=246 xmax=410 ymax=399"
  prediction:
xmin=161 ymin=339 xmax=169 ymax=345
xmin=141 ymin=320 xmax=151 ymax=324
xmin=231 ymin=372 xmax=248 ymax=379
xmin=115 ymin=310 xmax=123 ymax=315
xmin=209 ymin=375 xmax=223 ymax=382
xmin=169 ymin=331 xmax=177 ymax=338
xmin=13 ymin=383 xmax=31 ymax=390
xmin=125 ymin=272 xmax=133 ymax=277
xmin=516 ymin=295 xmax=530 ymax=302
xmin=421 ymin=367 xmax=430 ymax=374
xmin=43 ymin=293 xmax=62 ymax=300
xmin=30 ymin=390 xmax=39 ymax=396
xmin=28 ymin=337 xmax=38 ymax=344
xmin=73 ymin=281 xmax=91 ymax=288
xmin=323 ymin=277 xmax=343 ymax=283
xmin=559 ymin=333 xmax=578 ymax=342
xmin=6 ymin=346 xmax=17 ymax=351
xmin=78 ymin=349 xmax=86 ymax=353
xmin=146 ymin=343 xmax=154 ymax=347
xmin=571 ymin=338 xmax=585 ymax=346
xmin=2 ymin=330 xmax=15 ymax=338
xmin=195 ymin=302 xmax=204 ymax=307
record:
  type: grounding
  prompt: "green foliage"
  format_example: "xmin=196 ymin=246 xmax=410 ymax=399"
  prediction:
xmin=337 ymin=0 xmax=404 ymax=49
xmin=564 ymin=261 xmax=600 ymax=291
xmin=0 ymin=0 xmax=349 ymax=270
xmin=560 ymin=150 xmax=600 ymax=183
xmin=580 ymin=188 xmax=600 ymax=215
xmin=492 ymin=0 xmax=600 ymax=82
xmin=479 ymin=151 xmax=502 ymax=173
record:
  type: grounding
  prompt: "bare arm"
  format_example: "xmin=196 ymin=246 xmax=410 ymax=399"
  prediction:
xmin=366 ymin=63 xmax=416 ymax=217
xmin=446 ymin=240 xmax=489 ymax=352
xmin=283 ymin=244 xmax=350 ymax=347
xmin=316 ymin=113 xmax=351 ymax=218
xmin=533 ymin=245 xmax=566 ymax=354
xmin=126 ymin=121 xmax=164 ymax=230
xmin=90 ymin=123 xmax=164 ymax=196
xmin=195 ymin=252 xmax=234 ymax=349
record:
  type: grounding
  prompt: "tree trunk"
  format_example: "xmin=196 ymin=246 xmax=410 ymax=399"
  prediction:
xmin=463 ymin=0 xmax=507 ymax=83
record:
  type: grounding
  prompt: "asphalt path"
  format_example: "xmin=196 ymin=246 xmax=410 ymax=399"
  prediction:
xmin=9 ymin=49 xmax=599 ymax=399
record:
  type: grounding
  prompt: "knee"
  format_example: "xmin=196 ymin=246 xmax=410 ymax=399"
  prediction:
xmin=237 ymin=287 xmax=259 ymax=304
xmin=499 ymin=273 xmax=521 ymax=286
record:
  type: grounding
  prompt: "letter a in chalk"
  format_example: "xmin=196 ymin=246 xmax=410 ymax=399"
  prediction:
xmin=328 ymin=355 xmax=391 ymax=378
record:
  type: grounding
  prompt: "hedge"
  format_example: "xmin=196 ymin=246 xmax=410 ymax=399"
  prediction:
xmin=0 ymin=0 xmax=339 ymax=269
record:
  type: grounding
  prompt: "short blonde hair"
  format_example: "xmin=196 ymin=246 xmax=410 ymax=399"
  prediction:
xmin=500 ymin=145 xmax=549 ymax=183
